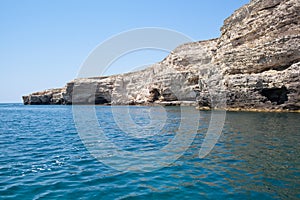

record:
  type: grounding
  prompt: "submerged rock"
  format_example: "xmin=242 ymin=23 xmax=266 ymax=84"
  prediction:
xmin=22 ymin=0 xmax=300 ymax=112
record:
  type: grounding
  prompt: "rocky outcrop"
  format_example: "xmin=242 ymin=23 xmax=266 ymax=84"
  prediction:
xmin=213 ymin=0 xmax=300 ymax=111
xmin=22 ymin=88 xmax=66 ymax=105
xmin=22 ymin=0 xmax=300 ymax=112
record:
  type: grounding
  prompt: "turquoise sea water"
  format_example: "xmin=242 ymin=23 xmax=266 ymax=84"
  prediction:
xmin=0 ymin=104 xmax=299 ymax=199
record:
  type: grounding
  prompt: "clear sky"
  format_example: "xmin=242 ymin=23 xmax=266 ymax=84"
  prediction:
xmin=0 ymin=0 xmax=249 ymax=103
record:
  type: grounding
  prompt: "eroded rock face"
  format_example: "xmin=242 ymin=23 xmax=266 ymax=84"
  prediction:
xmin=217 ymin=0 xmax=300 ymax=74
xmin=22 ymin=88 xmax=66 ymax=105
xmin=22 ymin=0 xmax=300 ymax=111
xmin=214 ymin=0 xmax=300 ymax=111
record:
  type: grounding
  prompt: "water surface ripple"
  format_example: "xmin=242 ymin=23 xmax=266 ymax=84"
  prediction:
xmin=0 ymin=104 xmax=299 ymax=199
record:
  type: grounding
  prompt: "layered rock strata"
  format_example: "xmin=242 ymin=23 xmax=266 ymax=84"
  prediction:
xmin=23 ymin=0 xmax=300 ymax=111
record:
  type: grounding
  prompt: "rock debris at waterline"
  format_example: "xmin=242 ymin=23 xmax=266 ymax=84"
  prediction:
xmin=23 ymin=0 xmax=300 ymax=112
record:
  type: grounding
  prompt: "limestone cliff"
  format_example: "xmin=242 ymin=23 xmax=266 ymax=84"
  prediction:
xmin=23 ymin=0 xmax=300 ymax=111
xmin=213 ymin=0 xmax=300 ymax=111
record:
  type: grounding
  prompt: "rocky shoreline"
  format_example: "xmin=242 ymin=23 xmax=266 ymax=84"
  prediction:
xmin=23 ymin=0 xmax=300 ymax=112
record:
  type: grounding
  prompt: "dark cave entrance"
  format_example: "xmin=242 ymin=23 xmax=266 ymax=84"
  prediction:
xmin=95 ymin=96 xmax=109 ymax=104
xmin=149 ymin=88 xmax=160 ymax=102
xmin=261 ymin=86 xmax=288 ymax=105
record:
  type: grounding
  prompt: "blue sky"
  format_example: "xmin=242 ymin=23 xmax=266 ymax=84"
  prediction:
xmin=0 ymin=0 xmax=249 ymax=103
